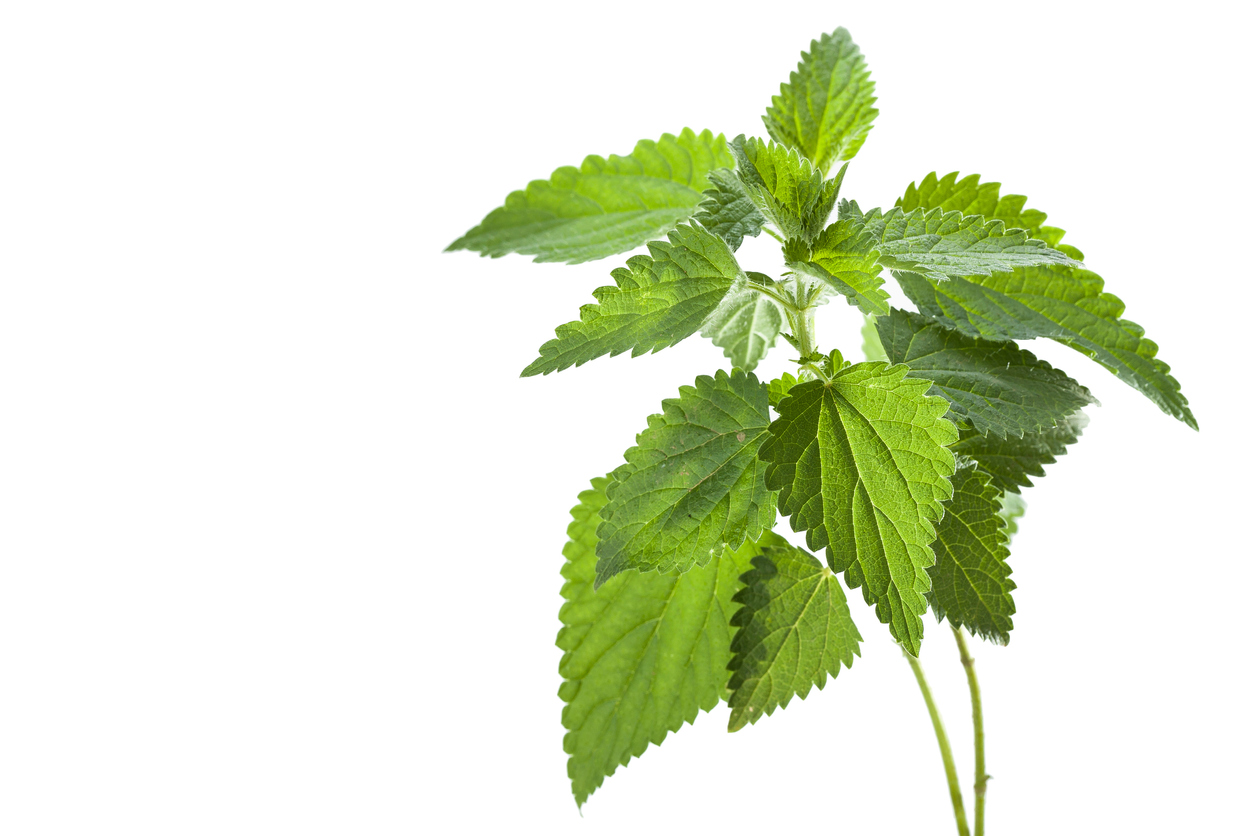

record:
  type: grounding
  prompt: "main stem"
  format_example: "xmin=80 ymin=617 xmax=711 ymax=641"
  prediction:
xmin=953 ymin=627 xmax=987 ymax=836
xmin=905 ymin=650 xmax=970 ymax=836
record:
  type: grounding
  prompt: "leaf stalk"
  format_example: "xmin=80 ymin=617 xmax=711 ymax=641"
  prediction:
xmin=905 ymin=648 xmax=970 ymax=836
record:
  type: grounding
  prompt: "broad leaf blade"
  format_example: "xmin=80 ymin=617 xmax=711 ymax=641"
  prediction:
xmin=700 ymin=275 xmax=786 ymax=371
xmin=763 ymin=27 xmax=878 ymax=172
xmin=728 ymin=540 xmax=861 ymax=731
xmin=448 ymin=128 xmax=735 ymax=264
xmin=693 ymin=168 xmax=766 ymax=251
xmin=876 ymin=307 xmax=1095 ymax=438
xmin=898 ymin=171 xmax=1060 ymax=246
xmin=596 ymin=369 xmax=776 ymax=584
xmin=759 ymin=363 xmax=958 ymax=654
xmin=787 ymin=219 xmax=888 ymax=315
xmin=927 ymin=461 xmax=1016 ymax=644
xmin=558 ymin=477 xmax=758 ymax=806
xmin=952 ymin=411 xmax=1088 ymax=493
xmin=522 ymin=224 xmax=742 ymax=376
xmin=729 ymin=136 xmax=840 ymax=242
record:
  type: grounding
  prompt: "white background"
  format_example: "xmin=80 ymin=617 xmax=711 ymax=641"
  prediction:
xmin=1 ymin=1 xmax=1250 ymax=833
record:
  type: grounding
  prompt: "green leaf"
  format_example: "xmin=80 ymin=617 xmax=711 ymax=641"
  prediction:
xmin=860 ymin=314 xmax=887 ymax=362
xmin=845 ymin=203 xmax=1080 ymax=281
xmin=448 ymin=128 xmax=735 ymax=264
xmin=693 ymin=168 xmax=767 ymax=251
xmin=951 ymin=412 xmax=1088 ymax=494
xmin=763 ymin=27 xmax=878 ymax=173
xmin=999 ymin=492 xmax=1026 ymax=542
xmin=729 ymin=136 xmax=842 ymax=242
xmin=767 ymin=372 xmax=800 ymax=408
xmin=894 ymin=173 xmax=1196 ymax=429
xmin=596 ymin=369 xmax=776 ymax=584
xmin=876 ymin=307 xmax=1095 ymax=438
xmin=700 ymin=274 xmax=786 ymax=371
xmin=787 ymin=218 xmax=888 ymax=315
xmin=898 ymin=171 xmax=1061 ymax=246
xmin=927 ymin=461 xmax=1016 ymax=644
xmin=558 ymin=477 xmax=759 ymax=807
xmin=522 ymin=224 xmax=742 ymax=376
xmin=727 ymin=539 xmax=862 ymax=731
xmin=759 ymin=363 xmax=958 ymax=654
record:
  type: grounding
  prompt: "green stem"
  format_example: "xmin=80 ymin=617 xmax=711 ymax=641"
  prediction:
xmin=953 ymin=627 xmax=987 ymax=836
xmin=905 ymin=649 xmax=970 ymax=836
xmin=762 ymin=227 xmax=785 ymax=243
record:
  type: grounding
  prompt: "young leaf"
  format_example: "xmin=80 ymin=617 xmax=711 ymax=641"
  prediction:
xmin=727 ymin=539 xmax=862 ymax=731
xmin=763 ymin=27 xmax=878 ymax=172
xmin=596 ymin=369 xmax=776 ymax=585
xmin=700 ymin=273 xmax=786 ymax=371
xmin=729 ymin=136 xmax=844 ymax=242
xmin=767 ymin=372 xmax=800 ymax=408
xmin=845 ymin=203 xmax=1080 ymax=281
xmin=522 ymin=224 xmax=742 ymax=376
xmin=951 ymin=411 xmax=1088 ymax=494
xmin=558 ymin=477 xmax=759 ymax=807
xmin=693 ymin=169 xmax=767 ymax=250
xmin=927 ymin=461 xmax=1016 ymax=644
xmin=894 ymin=174 xmax=1196 ymax=429
xmin=759 ymin=361 xmax=958 ymax=655
xmin=447 ymin=128 xmax=735 ymax=264
xmin=876 ymin=308 xmax=1095 ymax=438
xmin=786 ymin=219 xmax=888 ymax=315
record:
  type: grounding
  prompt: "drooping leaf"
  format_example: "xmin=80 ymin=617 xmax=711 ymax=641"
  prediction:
xmin=448 ymin=129 xmax=735 ymax=264
xmin=999 ymin=492 xmax=1026 ymax=542
xmin=763 ymin=27 xmax=878 ymax=172
xmin=927 ymin=461 xmax=1016 ymax=644
xmin=729 ymin=136 xmax=843 ymax=242
xmin=700 ymin=274 xmax=786 ymax=371
xmin=759 ymin=356 xmax=958 ymax=654
xmin=894 ymin=174 xmax=1196 ymax=429
xmin=596 ymin=369 xmax=776 ymax=584
xmin=787 ymin=219 xmax=887 ymax=315
xmin=558 ymin=477 xmax=759 ymax=807
xmin=951 ymin=411 xmax=1088 ymax=494
xmin=842 ymin=202 xmax=1080 ymax=281
xmin=693 ymin=168 xmax=767 ymax=251
xmin=860 ymin=314 xmax=887 ymax=362
xmin=727 ymin=539 xmax=861 ymax=731
xmin=522 ymin=224 xmax=742 ymax=376
xmin=876 ymin=307 xmax=1095 ymax=438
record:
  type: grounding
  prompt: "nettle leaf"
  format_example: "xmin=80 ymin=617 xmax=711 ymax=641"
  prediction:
xmin=767 ymin=372 xmax=800 ymax=408
xmin=927 ymin=461 xmax=1016 ymax=644
xmin=693 ymin=169 xmax=767 ymax=251
xmin=952 ymin=411 xmax=1088 ymax=494
xmin=898 ymin=171 xmax=1062 ymax=247
xmin=876 ymin=308 xmax=1095 ymax=438
xmin=596 ymin=369 xmax=776 ymax=584
xmin=522 ymin=224 xmax=741 ymax=376
xmin=759 ymin=358 xmax=958 ymax=655
xmin=763 ymin=27 xmax=878 ymax=173
xmin=448 ymin=128 xmax=735 ymax=264
xmin=700 ymin=273 xmax=786 ymax=371
xmin=861 ymin=314 xmax=887 ymax=362
xmin=729 ymin=136 xmax=842 ymax=242
xmin=558 ymin=477 xmax=758 ymax=807
xmin=895 ymin=174 xmax=1195 ymax=429
xmin=845 ymin=202 xmax=1080 ymax=281
xmin=787 ymin=218 xmax=887 ymax=315
xmin=727 ymin=538 xmax=862 ymax=731
xmin=999 ymin=492 xmax=1026 ymax=542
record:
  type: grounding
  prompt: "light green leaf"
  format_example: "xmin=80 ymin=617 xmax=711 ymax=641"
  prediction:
xmin=767 ymin=372 xmax=800 ymax=408
xmin=558 ymin=477 xmax=759 ymax=807
xmin=763 ymin=27 xmax=878 ymax=172
xmin=448 ymin=128 xmax=735 ymax=264
xmin=729 ymin=136 xmax=842 ymax=242
xmin=927 ymin=461 xmax=1016 ymax=644
xmin=845 ymin=202 xmax=1080 ymax=281
xmin=759 ymin=361 xmax=958 ymax=655
xmin=876 ymin=307 xmax=1095 ymax=438
xmin=693 ymin=168 xmax=766 ymax=251
xmin=787 ymin=218 xmax=887 ymax=315
xmin=728 ymin=538 xmax=861 ymax=731
xmin=596 ymin=369 xmax=776 ymax=584
xmin=898 ymin=171 xmax=1061 ymax=246
xmin=999 ymin=492 xmax=1026 ymax=542
xmin=861 ymin=314 xmax=887 ymax=362
xmin=700 ymin=274 xmax=786 ymax=371
xmin=894 ymin=173 xmax=1196 ymax=429
xmin=951 ymin=411 xmax=1088 ymax=494
xmin=522 ymin=224 xmax=742 ymax=376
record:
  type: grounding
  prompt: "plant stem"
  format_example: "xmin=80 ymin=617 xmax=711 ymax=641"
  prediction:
xmin=762 ymin=227 xmax=785 ymax=243
xmin=952 ymin=627 xmax=987 ymax=836
xmin=905 ymin=649 xmax=970 ymax=836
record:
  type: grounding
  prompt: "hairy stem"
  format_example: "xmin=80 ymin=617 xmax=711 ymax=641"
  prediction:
xmin=953 ymin=627 xmax=987 ymax=836
xmin=905 ymin=649 xmax=970 ymax=836
xmin=762 ymin=227 xmax=785 ymax=243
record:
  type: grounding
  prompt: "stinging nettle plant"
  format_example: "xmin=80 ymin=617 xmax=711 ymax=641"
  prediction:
xmin=446 ymin=27 xmax=1195 ymax=835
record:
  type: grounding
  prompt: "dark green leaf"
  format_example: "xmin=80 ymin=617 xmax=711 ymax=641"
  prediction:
xmin=951 ymin=412 xmax=1088 ymax=493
